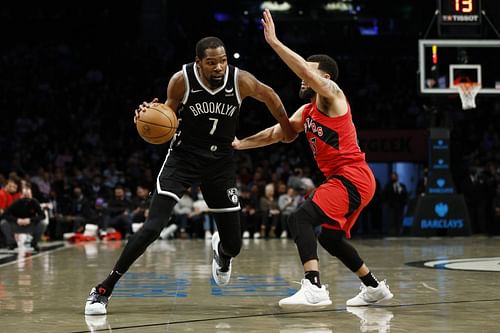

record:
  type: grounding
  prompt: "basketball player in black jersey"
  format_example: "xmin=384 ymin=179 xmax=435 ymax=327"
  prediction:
xmin=85 ymin=36 xmax=296 ymax=315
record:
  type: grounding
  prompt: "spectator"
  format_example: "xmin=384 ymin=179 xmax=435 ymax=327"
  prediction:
xmin=258 ymin=183 xmax=281 ymax=238
xmin=191 ymin=189 xmax=215 ymax=240
xmin=56 ymin=185 xmax=93 ymax=238
xmin=87 ymin=198 xmax=109 ymax=232
xmin=277 ymin=186 xmax=302 ymax=239
xmin=0 ymin=178 xmax=21 ymax=215
xmin=104 ymin=185 xmax=133 ymax=238
xmin=173 ymin=189 xmax=194 ymax=239
xmin=0 ymin=185 xmax=45 ymax=252
xmin=382 ymin=172 xmax=408 ymax=236
xmin=239 ymin=186 xmax=258 ymax=239
xmin=130 ymin=184 xmax=151 ymax=224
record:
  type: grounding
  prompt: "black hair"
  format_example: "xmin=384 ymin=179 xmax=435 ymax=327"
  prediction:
xmin=195 ymin=36 xmax=226 ymax=59
xmin=306 ymin=54 xmax=339 ymax=81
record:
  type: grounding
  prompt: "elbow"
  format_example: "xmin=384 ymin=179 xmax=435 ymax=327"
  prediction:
xmin=300 ymin=69 xmax=316 ymax=83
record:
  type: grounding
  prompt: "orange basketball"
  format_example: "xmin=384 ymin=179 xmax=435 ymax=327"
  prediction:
xmin=136 ymin=103 xmax=178 ymax=144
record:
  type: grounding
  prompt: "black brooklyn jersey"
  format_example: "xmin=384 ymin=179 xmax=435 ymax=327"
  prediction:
xmin=175 ymin=63 xmax=242 ymax=149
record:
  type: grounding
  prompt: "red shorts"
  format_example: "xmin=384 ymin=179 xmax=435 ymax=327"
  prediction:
xmin=312 ymin=164 xmax=376 ymax=238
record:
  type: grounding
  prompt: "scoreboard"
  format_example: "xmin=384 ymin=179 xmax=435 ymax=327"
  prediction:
xmin=439 ymin=0 xmax=481 ymax=25
xmin=438 ymin=0 xmax=482 ymax=36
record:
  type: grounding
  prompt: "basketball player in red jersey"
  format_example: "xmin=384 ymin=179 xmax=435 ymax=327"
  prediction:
xmin=233 ymin=9 xmax=393 ymax=308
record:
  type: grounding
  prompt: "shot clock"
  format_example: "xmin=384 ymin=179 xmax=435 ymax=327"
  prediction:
xmin=439 ymin=0 xmax=481 ymax=25
xmin=438 ymin=0 xmax=482 ymax=36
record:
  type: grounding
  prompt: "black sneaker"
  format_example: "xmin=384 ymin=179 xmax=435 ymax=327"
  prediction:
xmin=85 ymin=287 xmax=110 ymax=315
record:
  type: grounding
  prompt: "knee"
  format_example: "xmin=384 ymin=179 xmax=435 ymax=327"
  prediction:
xmin=317 ymin=228 xmax=344 ymax=256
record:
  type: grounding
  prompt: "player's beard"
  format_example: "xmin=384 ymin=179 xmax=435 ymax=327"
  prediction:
xmin=209 ymin=77 xmax=224 ymax=88
xmin=299 ymin=87 xmax=315 ymax=100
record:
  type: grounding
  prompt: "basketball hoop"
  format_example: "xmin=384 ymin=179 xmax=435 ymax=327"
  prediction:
xmin=456 ymin=82 xmax=480 ymax=110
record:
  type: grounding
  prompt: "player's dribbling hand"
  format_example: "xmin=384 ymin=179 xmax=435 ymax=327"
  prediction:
xmin=134 ymin=97 xmax=159 ymax=123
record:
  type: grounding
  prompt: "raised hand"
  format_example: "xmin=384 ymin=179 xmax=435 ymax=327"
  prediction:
xmin=261 ymin=9 xmax=279 ymax=46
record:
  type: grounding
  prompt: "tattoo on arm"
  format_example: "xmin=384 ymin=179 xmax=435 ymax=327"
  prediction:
xmin=326 ymin=80 xmax=341 ymax=93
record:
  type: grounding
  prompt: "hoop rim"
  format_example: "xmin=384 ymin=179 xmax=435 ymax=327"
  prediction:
xmin=456 ymin=82 xmax=481 ymax=88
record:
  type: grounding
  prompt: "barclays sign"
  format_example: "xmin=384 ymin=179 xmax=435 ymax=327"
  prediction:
xmin=428 ymin=178 xmax=454 ymax=194
xmin=411 ymin=195 xmax=471 ymax=236
xmin=435 ymin=202 xmax=448 ymax=217
xmin=420 ymin=201 xmax=465 ymax=229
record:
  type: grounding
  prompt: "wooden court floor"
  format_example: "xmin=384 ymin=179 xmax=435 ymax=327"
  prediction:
xmin=1 ymin=235 xmax=499 ymax=333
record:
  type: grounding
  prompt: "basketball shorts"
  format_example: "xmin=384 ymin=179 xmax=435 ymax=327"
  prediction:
xmin=156 ymin=145 xmax=240 ymax=212
xmin=310 ymin=165 xmax=376 ymax=238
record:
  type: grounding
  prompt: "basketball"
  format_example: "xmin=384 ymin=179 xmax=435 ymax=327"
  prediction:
xmin=136 ymin=103 xmax=178 ymax=144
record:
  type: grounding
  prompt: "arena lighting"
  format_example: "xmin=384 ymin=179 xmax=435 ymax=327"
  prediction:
xmin=260 ymin=1 xmax=291 ymax=11
xmin=233 ymin=52 xmax=240 ymax=59
xmin=324 ymin=1 xmax=354 ymax=12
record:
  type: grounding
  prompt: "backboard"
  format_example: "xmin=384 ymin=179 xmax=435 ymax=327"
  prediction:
xmin=418 ymin=39 xmax=500 ymax=95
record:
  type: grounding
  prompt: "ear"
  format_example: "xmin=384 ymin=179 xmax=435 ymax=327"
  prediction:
xmin=195 ymin=57 xmax=201 ymax=67
xmin=324 ymin=73 xmax=331 ymax=80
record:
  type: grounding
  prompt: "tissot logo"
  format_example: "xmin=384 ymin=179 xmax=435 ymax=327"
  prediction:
xmin=434 ymin=202 xmax=448 ymax=217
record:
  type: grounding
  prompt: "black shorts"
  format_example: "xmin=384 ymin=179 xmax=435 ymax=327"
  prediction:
xmin=156 ymin=144 xmax=240 ymax=212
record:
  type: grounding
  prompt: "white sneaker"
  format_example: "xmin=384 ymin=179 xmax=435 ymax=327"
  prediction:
xmin=253 ymin=232 xmax=260 ymax=239
xmin=242 ymin=231 xmax=250 ymax=239
xmin=346 ymin=306 xmax=394 ymax=333
xmin=211 ymin=231 xmax=232 ymax=286
xmin=85 ymin=287 xmax=110 ymax=315
xmin=279 ymin=279 xmax=332 ymax=308
xmin=280 ymin=230 xmax=288 ymax=239
xmin=346 ymin=280 xmax=393 ymax=306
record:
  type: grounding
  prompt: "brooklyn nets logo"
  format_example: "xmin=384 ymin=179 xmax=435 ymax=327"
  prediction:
xmin=227 ymin=188 xmax=239 ymax=205
xmin=407 ymin=257 xmax=500 ymax=272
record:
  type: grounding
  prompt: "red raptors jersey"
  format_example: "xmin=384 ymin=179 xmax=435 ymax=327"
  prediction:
xmin=302 ymin=102 xmax=365 ymax=178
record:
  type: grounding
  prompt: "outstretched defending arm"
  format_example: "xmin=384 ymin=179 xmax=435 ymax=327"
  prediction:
xmin=233 ymin=106 xmax=304 ymax=150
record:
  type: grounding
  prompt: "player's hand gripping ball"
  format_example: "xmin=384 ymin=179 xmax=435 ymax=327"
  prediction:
xmin=136 ymin=103 xmax=178 ymax=144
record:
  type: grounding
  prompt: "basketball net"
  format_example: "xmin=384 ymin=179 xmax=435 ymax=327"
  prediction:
xmin=456 ymin=82 xmax=480 ymax=110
